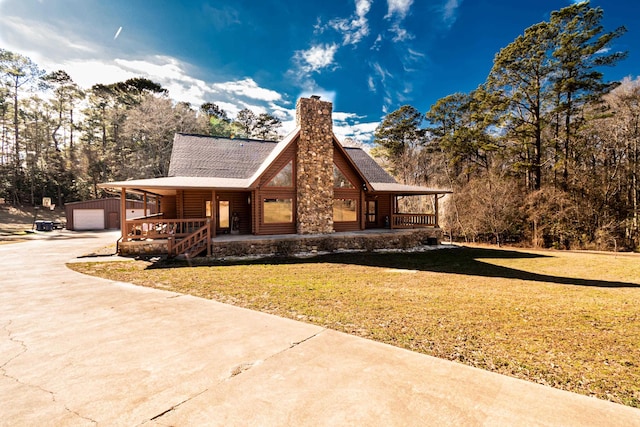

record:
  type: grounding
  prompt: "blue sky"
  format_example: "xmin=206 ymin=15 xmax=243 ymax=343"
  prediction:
xmin=1 ymin=0 xmax=638 ymax=143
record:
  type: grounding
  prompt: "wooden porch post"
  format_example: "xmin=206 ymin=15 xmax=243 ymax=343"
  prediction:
xmin=143 ymin=193 xmax=148 ymax=216
xmin=360 ymin=190 xmax=366 ymax=230
xmin=391 ymin=195 xmax=397 ymax=229
xmin=211 ymin=190 xmax=217 ymax=237
xmin=120 ymin=189 xmax=127 ymax=242
xmin=434 ymin=194 xmax=439 ymax=227
xmin=251 ymin=190 xmax=258 ymax=234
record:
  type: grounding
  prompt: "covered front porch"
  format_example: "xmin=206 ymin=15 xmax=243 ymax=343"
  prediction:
xmin=103 ymin=182 xmax=447 ymax=258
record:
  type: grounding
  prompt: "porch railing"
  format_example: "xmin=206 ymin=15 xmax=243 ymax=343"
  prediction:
xmin=124 ymin=217 xmax=209 ymax=241
xmin=167 ymin=222 xmax=211 ymax=258
xmin=391 ymin=213 xmax=437 ymax=229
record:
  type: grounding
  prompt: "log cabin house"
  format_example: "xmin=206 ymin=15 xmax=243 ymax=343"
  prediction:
xmin=99 ymin=96 xmax=451 ymax=257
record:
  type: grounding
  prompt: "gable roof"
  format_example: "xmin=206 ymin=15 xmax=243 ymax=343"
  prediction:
xmin=100 ymin=130 xmax=450 ymax=195
xmin=168 ymin=131 xmax=395 ymax=187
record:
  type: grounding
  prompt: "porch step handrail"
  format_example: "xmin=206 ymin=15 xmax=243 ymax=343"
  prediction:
xmin=168 ymin=222 xmax=211 ymax=258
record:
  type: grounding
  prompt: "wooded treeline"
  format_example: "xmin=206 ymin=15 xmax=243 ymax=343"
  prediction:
xmin=373 ymin=2 xmax=639 ymax=251
xmin=0 ymin=54 xmax=282 ymax=208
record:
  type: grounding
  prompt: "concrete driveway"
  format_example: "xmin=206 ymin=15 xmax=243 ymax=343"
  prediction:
xmin=1 ymin=231 xmax=639 ymax=426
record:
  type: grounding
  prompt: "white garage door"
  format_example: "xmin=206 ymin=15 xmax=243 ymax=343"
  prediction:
xmin=74 ymin=209 xmax=105 ymax=230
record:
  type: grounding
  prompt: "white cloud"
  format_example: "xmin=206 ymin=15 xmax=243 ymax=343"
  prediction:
xmin=372 ymin=62 xmax=393 ymax=84
xmin=113 ymin=26 xmax=122 ymax=40
xmin=212 ymin=78 xmax=282 ymax=102
xmin=389 ymin=24 xmax=414 ymax=42
xmin=367 ymin=75 xmax=376 ymax=92
xmin=385 ymin=0 xmax=414 ymax=20
xmin=115 ymin=56 xmax=193 ymax=82
xmin=294 ymin=44 xmax=339 ymax=73
xmin=59 ymin=59 xmax=137 ymax=88
xmin=441 ymin=0 xmax=462 ymax=27
xmin=327 ymin=0 xmax=372 ymax=46
xmin=333 ymin=119 xmax=380 ymax=145
xmin=333 ymin=112 xmax=359 ymax=121
xmin=384 ymin=0 xmax=415 ymax=42
xmin=0 ymin=16 xmax=96 ymax=57
xmin=214 ymin=101 xmax=242 ymax=117
xmin=371 ymin=34 xmax=383 ymax=51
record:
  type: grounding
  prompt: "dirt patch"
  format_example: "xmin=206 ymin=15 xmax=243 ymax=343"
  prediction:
xmin=0 ymin=204 xmax=66 ymax=235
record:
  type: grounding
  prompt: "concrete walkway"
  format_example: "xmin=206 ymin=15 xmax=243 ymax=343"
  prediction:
xmin=1 ymin=231 xmax=639 ymax=426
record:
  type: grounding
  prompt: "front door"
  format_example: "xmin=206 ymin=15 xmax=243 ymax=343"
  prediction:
xmin=365 ymin=199 xmax=378 ymax=228
xmin=217 ymin=200 xmax=230 ymax=233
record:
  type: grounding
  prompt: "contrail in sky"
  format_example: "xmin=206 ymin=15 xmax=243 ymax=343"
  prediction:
xmin=114 ymin=26 xmax=123 ymax=40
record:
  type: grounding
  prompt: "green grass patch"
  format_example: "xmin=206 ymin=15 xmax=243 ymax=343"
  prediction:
xmin=68 ymin=246 xmax=640 ymax=408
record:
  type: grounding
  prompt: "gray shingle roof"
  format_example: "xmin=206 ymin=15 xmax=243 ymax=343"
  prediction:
xmin=343 ymin=147 xmax=397 ymax=184
xmin=168 ymin=133 xmax=277 ymax=179
xmin=167 ymin=133 xmax=399 ymax=187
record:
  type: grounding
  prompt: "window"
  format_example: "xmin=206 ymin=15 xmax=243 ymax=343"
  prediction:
xmin=266 ymin=161 xmax=293 ymax=187
xmin=264 ymin=198 xmax=293 ymax=223
xmin=333 ymin=164 xmax=354 ymax=188
xmin=333 ymin=199 xmax=357 ymax=222
xmin=206 ymin=200 xmax=212 ymax=218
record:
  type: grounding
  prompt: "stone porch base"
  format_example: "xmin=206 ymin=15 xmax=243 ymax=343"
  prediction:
xmin=118 ymin=228 xmax=443 ymax=258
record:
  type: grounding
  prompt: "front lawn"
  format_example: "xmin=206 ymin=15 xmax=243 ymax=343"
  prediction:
xmin=68 ymin=246 xmax=640 ymax=408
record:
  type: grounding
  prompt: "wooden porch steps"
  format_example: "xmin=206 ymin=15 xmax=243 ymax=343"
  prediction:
xmin=168 ymin=222 xmax=211 ymax=258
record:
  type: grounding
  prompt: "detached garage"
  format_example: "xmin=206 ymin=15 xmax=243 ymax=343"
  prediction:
xmin=65 ymin=198 xmax=156 ymax=231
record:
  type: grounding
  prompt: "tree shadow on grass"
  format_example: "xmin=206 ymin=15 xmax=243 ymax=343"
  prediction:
xmin=148 ymin=246 xmax=640 ymax=289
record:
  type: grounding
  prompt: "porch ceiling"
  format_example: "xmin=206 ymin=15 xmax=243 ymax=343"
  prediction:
xmin=369 ymin=182 xmax=453 ymax=195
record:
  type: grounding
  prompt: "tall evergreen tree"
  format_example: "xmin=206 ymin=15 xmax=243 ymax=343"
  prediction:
xmin=487 ymin=22 xmax=555 ymax=190
xmin=549 ymin=1 xmax=627 ymax=189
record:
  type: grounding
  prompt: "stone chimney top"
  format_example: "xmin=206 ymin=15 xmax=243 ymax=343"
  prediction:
xmin=296 ymin=96 xmax=332 ymax=128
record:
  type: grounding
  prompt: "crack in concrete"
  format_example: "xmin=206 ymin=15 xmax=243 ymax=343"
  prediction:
xmin=1 ymin=320 xmax=27 ymax=370
xmin=146 ymin=389 xmax=208 ymax=423
xmin=1 ymin=320 xmax=98 ymax=425
xmin=288 ymin=329 xmax=325 ymax=349
xmin=224 ymin=329 xmax=327 ymax=382
xmin=141 ymin=330 xmax=326 ymax=423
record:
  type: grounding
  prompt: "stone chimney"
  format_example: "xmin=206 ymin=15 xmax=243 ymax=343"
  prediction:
xmin=295 ymin=96 xmax=334 ymax=234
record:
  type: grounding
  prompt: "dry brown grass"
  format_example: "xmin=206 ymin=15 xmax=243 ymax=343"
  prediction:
xmin=68 ymin=246 xmax=640 ymax=407
xmin=0 ymin=205 xmax=65 ymax=235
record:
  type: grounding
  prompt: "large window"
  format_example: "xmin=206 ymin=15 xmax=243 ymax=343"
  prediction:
xmin=264 ymin=198 xmax=293 ymax=223
xmin=333 ymin=198 xmax=357 ymax=222
xmin=333 ymin=164 xmax=354 ymax=188
xmin=266 ymin=161 xmax=293 ymax=187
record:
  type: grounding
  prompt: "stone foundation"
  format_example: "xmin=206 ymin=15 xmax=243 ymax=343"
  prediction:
xmin=211 ymin=228 xmax=442 ymax=258
xmin=118 ymin=229 xmax=443 ymax=258
xmin=119 ymin=239 xmax=168 ymax=256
